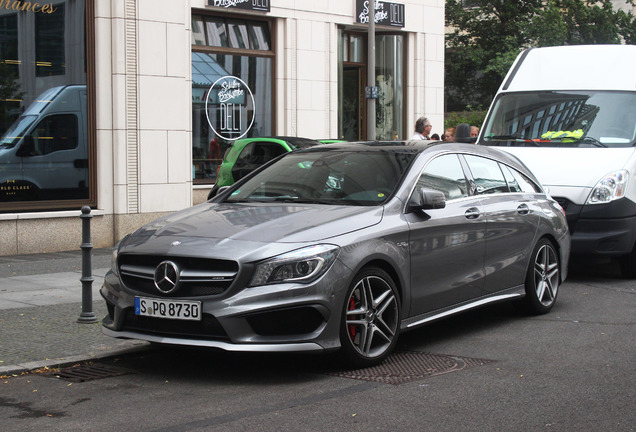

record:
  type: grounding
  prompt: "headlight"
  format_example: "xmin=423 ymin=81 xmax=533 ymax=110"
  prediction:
xmin=249 ymin=244 xmax=340 ymax=287
xmin=586 ymin=170 xmax=628 ymax=204
xmin=111 ymin=246 xmax=119 ymax=276
xmin=110 ymin=236 xmax=128 ymax=277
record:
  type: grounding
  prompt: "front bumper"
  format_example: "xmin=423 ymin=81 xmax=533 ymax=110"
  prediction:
xmin=100 ymin=260 xmax=352 ymax=353
xmin=554 ymin=197 xmax=636 ymax=256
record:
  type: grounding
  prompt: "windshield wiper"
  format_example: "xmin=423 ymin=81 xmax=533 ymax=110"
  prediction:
xmin=574 ymin=136 xmax=607 ymax=148
xmin=486 ymin=135 xmax=540 ymax=146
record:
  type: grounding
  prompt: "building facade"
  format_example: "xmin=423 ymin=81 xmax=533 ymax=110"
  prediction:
xmin=0 ymin=0 xmax=445 ymax=255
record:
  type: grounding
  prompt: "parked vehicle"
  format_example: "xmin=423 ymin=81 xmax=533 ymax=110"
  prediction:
xmin=101 ymin=141 xmax=570 ymax=367
xmin=0 ymin=85 xmax=88 ymax=202
xmin=206 ymin=136 xmax=324 ymax=199
xmin=479 ymin=45 xmax=636 ymax=278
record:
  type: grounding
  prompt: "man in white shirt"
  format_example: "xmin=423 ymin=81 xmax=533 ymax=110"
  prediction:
xmin=410 ymin=116 xmax=432 ymax=140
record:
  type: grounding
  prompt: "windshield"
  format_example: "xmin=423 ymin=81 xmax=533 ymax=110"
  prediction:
xmin=481 ymin=91 xmax=636 ymax=148
xmin=0 ymin=115 xmax=37 ymax=149
xmin=225 ymin=148 xmax=416 ymax=206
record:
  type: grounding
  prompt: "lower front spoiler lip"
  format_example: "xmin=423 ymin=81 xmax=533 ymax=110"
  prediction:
xmin=102 ymin=327 xmax=325 ymax=353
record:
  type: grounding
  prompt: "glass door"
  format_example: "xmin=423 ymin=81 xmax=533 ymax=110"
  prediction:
xmin=342 ymin=66 xmax=365 ymax=140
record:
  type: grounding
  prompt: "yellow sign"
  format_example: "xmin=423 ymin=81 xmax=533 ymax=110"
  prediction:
xmin=0 ymin=0 xmax=58 ymax=14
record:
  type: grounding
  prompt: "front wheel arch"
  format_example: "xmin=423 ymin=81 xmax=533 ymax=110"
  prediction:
xmin=338 ymin=266 xmax=401 ymax=368
xmin=521 ymin=237 xmax=561 ymax=315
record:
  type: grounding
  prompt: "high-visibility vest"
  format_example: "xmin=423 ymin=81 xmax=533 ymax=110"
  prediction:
xmin=541 ymin=129 xmax=584 ymax=141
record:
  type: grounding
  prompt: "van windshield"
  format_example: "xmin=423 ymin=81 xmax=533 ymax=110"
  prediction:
xmin=0 ymin=115 xmax=37 ymax=149
xmin=481 ymin=91 xmax=636 ymax=148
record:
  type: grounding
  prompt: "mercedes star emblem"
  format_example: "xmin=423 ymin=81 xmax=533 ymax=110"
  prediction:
xmin=154 ymin=261 xmax=180 ymax=294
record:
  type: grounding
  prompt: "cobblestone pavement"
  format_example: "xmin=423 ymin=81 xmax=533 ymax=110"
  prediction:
xmin=0 ymin=249 xmax=147 ymax=375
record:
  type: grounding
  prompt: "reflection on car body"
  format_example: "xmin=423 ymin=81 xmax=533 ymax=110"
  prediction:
xmin=101 ymin=141 xmax=570 ymax=367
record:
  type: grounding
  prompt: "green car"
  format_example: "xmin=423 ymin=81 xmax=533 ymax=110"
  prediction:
xmin=207 ymin=137 xmax=324 ymax=199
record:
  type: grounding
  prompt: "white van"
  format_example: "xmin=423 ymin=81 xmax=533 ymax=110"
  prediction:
xmin=0 ymin=85 xmax=88 ymax=202
xmin=479 ymin=45 xmax=636 ymax=277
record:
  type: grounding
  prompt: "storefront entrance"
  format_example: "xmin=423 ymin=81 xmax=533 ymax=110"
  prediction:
xmin=339 ymin=30 xmax=404 ymax=141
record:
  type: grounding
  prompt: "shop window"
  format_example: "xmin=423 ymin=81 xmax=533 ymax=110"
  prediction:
xmin=191 ymin=14 xmax=273 ymax=184
xmin=0 ymin=0 xmax=91 ymax=210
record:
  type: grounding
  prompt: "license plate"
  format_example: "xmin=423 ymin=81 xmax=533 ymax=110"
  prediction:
xmin=134 ymin=297 xmax=201 ymax=321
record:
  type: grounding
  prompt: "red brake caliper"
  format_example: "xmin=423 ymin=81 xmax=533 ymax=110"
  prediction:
xmin=348 ymin=297 xmax=357 ymax=340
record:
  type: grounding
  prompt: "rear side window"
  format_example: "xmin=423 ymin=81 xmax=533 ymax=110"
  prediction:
xmin=500 ymin=165 xmax=522 ymax=192
xmin=417 ymin=154 xmax=469 ymax=200
xmin=507 ymin=166 xmax=542 ymax=193
xmin=464 ymin=155 xmax=508 ymax=195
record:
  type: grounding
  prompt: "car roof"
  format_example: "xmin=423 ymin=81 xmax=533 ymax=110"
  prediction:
xmin=297 ymin=140 xmax=540 ymax=183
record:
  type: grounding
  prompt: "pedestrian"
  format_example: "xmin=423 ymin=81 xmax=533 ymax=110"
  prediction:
xmin=443 ymin=127 xmax=455 ymax=142
xmin=410 ymin=116 xmax=432 ymax=140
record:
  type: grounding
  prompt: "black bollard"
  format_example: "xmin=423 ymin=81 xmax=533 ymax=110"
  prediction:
xmin=77 ymin=206 xmax=98 ymax=323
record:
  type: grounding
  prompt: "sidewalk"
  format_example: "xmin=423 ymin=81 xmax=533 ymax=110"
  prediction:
xmin=0 ymin=248 xmax=148 ymax=375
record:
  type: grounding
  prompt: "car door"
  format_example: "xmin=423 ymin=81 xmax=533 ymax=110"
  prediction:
xmin=462 ymin=155 xmax=539 ymax=295
xmin=406 ymin=153 xmax=487 ymax=316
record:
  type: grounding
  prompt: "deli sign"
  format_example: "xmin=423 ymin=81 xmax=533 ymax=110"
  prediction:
xmin=205 ymin=76 xmax=255 ymax=141
xmin=207 ymin=0 xmax=270 ymax=12
xmin=356 ymin=0 xmax=405 ymax=28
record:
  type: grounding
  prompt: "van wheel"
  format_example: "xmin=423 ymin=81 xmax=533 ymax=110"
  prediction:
xmin=521 ymin=239 xmax=560 ymax=314
xmin=618 ymin=248 xmax=636 ymax=279
xmin=339 ymin=267 xmax=400 ymax=368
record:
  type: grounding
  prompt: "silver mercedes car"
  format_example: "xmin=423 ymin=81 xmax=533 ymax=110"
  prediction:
xmin=101 ymin=141 xmax=570 ymax=367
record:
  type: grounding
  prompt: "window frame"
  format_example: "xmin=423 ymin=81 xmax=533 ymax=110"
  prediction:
xmin=191 ymin=11 xmax=275 ymax=185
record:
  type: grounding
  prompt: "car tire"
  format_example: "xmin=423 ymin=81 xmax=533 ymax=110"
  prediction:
xmin=618 ymin=245 xmax=636 ymax=279
xmin=339 ymin=267 xmax=400 ymax=368
xmin=521 ymin=238 xmax=560 ymax=315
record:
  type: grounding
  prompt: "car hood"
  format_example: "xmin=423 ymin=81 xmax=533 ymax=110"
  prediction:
xmin=128 ymin=202 xmax=383 ymax=246
xmin=494 ymin=147 xmax=636 ymax=187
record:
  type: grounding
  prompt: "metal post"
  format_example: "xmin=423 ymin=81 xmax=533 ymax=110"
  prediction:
xmin=77 ymin=206 xmax=97 ymax=323
xmin=367 ymin=0 xmax=376 ymax=141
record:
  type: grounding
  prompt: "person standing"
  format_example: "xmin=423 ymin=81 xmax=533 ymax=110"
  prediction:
xmin=410 ymin=116 xmax=432 ymax=140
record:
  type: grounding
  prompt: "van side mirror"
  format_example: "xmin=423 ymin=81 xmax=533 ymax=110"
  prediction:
xmin=408 ymin=187 xmax=446 ymax=212
xmin=16 ymin=135 xmax=35 ymax=157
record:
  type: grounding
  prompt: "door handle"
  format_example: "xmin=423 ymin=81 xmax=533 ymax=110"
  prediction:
xmin=465 ymin=207 xmax=480 ymax=219
xmin=517 ymin=204 xmax=530 ymax=215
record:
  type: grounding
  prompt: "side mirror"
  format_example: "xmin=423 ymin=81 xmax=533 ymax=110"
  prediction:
xmin=408 ymin=187 xmax=446 ymax=211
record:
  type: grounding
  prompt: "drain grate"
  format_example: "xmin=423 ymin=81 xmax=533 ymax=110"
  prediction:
xmin=46 ymin=363 xmax=134 ymax=383
xmin=329 ymin=351 xmax=495 ymax=385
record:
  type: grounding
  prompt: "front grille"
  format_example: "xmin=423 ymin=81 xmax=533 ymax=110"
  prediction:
xmin=118 ymin=254 xmax=238 ymax=297
xmin=121 ymin=308 xmax=229 ymax=340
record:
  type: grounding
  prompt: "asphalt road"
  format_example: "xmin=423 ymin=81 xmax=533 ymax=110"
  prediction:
xmin=1 ymin=258 xmax=634 ymax=432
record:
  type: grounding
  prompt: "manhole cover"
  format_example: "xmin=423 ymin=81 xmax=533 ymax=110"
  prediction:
xmin=329 ymin=351 xmax=495 ymax=385
xmin=46 ymin=363 xmax=134 ymax=383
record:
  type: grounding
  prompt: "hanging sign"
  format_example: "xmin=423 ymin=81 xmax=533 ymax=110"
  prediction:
xmin=205 ymin=76 xmax=255 ymax=141
xmin=207 ymin=0 xmax=270 ymax=12
xmin=356 ymin=0 xmax=404 ymax=28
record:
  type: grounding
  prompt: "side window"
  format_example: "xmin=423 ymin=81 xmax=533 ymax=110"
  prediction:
xmin=464 ymin=155 xmax=508 ymax=195
xmin=500 ymin=165 xmax=522 ymax=192
xmin=416 ymin=154 xmax=468 ymax=200
xmin=511 ymin=168 xmax=542 ymax=193
xmin=256 ymin=142 xmax=287 ymax=163
xmin=29 ymin=114 xmax=78 ymax=156
xmin=235 ymin=142 xmax=254 ymax=165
